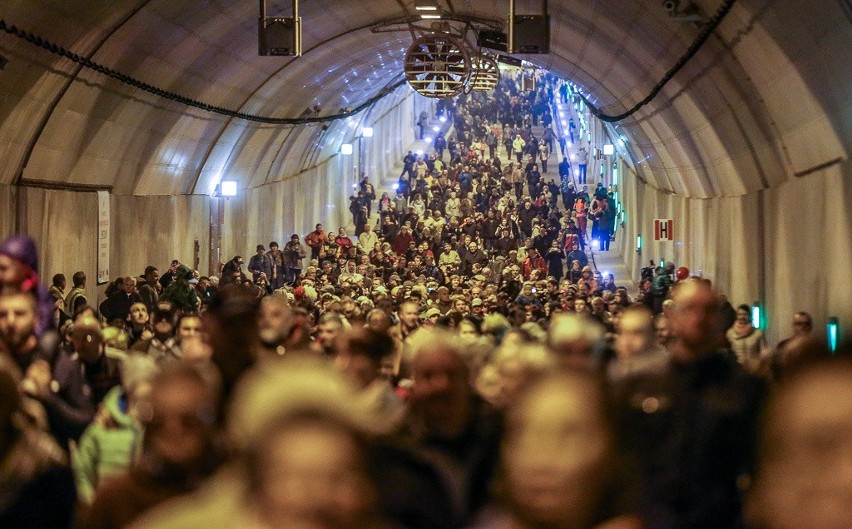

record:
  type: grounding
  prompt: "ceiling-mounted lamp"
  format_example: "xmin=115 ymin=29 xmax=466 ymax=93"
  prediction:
xmin=414 ymin=0 xmax=439 ymax=11
xmin=420 ymin=13 xmax=442 ymax=19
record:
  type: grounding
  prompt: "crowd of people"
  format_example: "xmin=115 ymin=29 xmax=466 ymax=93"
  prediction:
xmin=0 ymin=74 xmax=848 ymax=529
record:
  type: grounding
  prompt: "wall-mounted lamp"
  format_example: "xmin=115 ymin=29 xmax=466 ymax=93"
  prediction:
xmin=751 ymin=302 xmax=762 ymax=329
xmin=636 ymin=234 xmax=642 ymax=253
xmin=827 ymin=317 xmax=839 ymax=353
xmin=220 ymin=180 xmax=238 ymax=197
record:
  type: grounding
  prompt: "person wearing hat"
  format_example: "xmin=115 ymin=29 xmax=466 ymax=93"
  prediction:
xmin=283 ymin=234 xmax=306 ymax=286
xmin=0 ymin=235 xmax=41 ymax=295
xmin=420 ymin=307 xmax=442 ymax=327
xmin=160 ymin=265 xmax=199 ymax=315
xmin=131 ymin=302 xmax=182 ymax=363
xmin=0 ymin=234 xmax=58 ymax=336
xmin=247 ymin=245 xmax=273 ymax=287
xmin=220 ymin=256 xmax=244 ymax=285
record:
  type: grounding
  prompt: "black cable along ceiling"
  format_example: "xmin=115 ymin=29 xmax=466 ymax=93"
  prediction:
xmin=0 ymin=18 xmax=405 ymax=125
xmin=577 ymin=0 xmax=738 ymax=122
xmin=1 ymin=0 xmax=736 ymax=125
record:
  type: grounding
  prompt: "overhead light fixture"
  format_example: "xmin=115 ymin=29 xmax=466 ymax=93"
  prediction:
xmin=220 ymin=180 xmax=238 ymax=197
xmin=603 ymin=144 xmax=615 ymax=155
xmin=420 ymin=13 xmax=442 ymax=19
xmin=341 ymin=143 xmax=354 ymax=155
xmin=362 ymin=127 xmax=374 ymax=137
xmin=415 ymin=0 xmax=439 ymax=10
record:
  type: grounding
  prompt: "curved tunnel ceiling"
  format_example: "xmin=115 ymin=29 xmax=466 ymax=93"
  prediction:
xmin=0 ymin=0 xmax=848 ymax=198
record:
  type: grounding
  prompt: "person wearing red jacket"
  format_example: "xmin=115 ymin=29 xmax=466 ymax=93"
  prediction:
xmin=304 ymin=223 xmax=326 ymax=260
xmin=522 ymin=248 xmax=547 ymax=280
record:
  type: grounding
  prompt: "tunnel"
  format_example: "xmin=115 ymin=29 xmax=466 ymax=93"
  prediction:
xmin=0 ymin=0 xmax=849 ymax=344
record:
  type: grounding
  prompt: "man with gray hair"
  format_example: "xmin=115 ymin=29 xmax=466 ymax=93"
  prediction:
xmin=546 ymin=312 xmax=606 ymax=371
xmin=378 ymin=329 xmax=502 ymax=527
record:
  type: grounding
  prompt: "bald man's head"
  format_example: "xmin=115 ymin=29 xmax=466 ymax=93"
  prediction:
xmin=670 ymin=280 xmax=720 ymax=359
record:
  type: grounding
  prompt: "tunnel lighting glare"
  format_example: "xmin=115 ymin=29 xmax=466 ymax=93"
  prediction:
xmin=827 ymin=317 xmax=839 ymax=353
xmin=416 ymin=149 xmax=424 ymax=155
xmin=570 ymin=154 xmax=576 ymax=160
xmin=340 ymin=143 xmax=354 ymax=155
xmin=439 ymin=116 xmax=447 ymax=122
xmin=424 ymin=137 xmax=432 ymax=143
xmin=592 ymin=239 xmax=600 ymax=250
xmin=603 ymin=144 xmax=615 ymax=155
xmin=751 ymin=303 xmax=762 ymax=329
xmin=574 ymin=169 xmax=579 ymax=176
xmin=414 ymin=0 xmax=439 ymax=10
xmin=392 ymin=183 xmax=399 ymax=190
xmin=362 ymin=127 xmax=374 ymax=137
xmin=220 ymin=180 xmax=238 ymax=197
xmin=352 ymin=184 xmax=358 ymax=188
xmin=432 ymin=126 xmax=440 ymax=132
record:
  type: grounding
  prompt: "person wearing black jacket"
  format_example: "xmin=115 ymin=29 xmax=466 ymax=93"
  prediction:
xmin=614 ymin=281 xmax=764 ymax=529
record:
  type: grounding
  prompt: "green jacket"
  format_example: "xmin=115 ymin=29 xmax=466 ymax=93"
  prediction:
xmin=72 ymin=386 xmax=141 ymax=503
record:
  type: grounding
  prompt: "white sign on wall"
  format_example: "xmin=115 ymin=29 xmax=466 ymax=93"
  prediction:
xmin=97 ymin=190 xmax=110 ymax=284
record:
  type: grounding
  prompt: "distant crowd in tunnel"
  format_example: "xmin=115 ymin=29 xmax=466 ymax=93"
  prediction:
xmin=0 ymin=73 xmax=848 ymax=529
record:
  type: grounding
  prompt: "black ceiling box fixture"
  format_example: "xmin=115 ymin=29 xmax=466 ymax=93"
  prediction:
xmin=258 ymin=0 xmax=301 ymax=56
xmin=495 ymin=54 xmax=523 ymax=68
xmin=508 ymin=0 xmax=550 ymax=54
xmin=477 ymin=29 xmax=508 ymax=52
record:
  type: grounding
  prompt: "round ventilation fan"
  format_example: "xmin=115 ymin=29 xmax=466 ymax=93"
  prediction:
xmin=404 ymin=35 xmax=471 ymax=98
xmin=469 ymin=54 xmax=500 ymax=92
